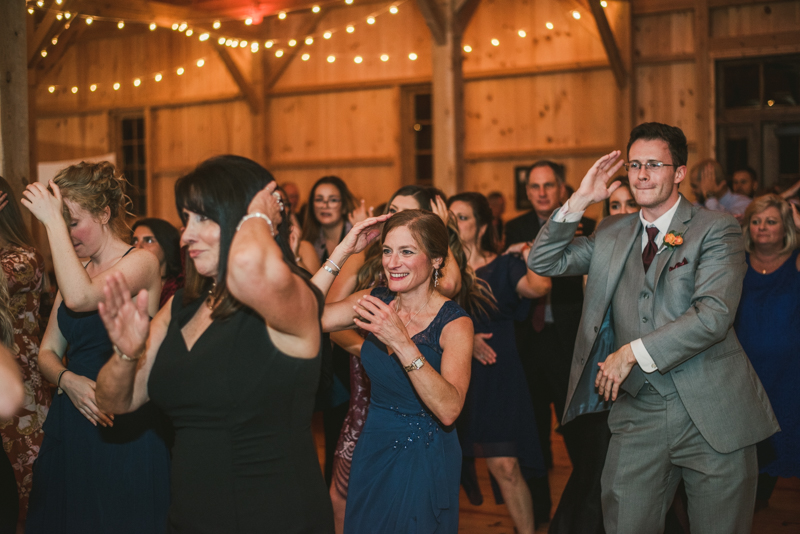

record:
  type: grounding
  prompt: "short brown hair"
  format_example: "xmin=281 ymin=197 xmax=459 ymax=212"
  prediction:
xmin=52 ymin=161 xmax=132 ymax=239
xmin=742 ymin=194 xmax=798 ymax=254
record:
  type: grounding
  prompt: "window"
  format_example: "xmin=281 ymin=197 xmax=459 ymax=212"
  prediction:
xmin=401 ymin=86 xmax=434 ymax=186
xmin=118 ymin=116 xmax=147 ymax=216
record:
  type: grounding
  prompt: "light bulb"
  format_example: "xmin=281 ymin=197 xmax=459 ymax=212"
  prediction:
xmin=213 ymin=21 xmax=221 ymax=29
xmin=48 ymin=86 xmax=55 ymax=93
xmin=572 ymin=10 xmax=581 ymax=19
xmin=245 ymin=17 xmax=253 ymax=25
xmin=491 ymin=38 xmax=499 ymax=46
xmin=155 ymin=73 xmax=162 ymax=82
xmin=323 ymin=31 xmax=332 ymax=39
xmin=518 ymin=30 xmax=526 ymax=37
xmin=367 ymin=16 xmax=375 ymax=24
xmin=276 ymin=49 xmax=284 ymax=57
xmin=134 ymin=79 xmax=141 ymax=86
xmin=172 ymin=23 xmax=179 ymax=30
xmin=305 ymin=37 xmax=313 ymax=45
xmin=327 ymin=55 xmax=335 ymax=63
xmin=463 ymin=45 xmax=472 ymax=52
xmin=149 ymin=22 xmax=157 ymax=31
xmin=196 ymin=59 xmax=205 ymax=67
xmin=312 ymin=6 xmax=321 ymax=13
xmin=380 ymin=54 xmax=389 ymax=62
xmin=90 ymin=84 xmax=97 ymax=92
xmin=40 ymin=50 xmax=47 ymax=57
xmin=346 ymin=26 xmax=355 ymax=33
xmin=408 ymin=53 xmax=417 ymax=60
xmin=265 ymin=40 xmax=274 ymax=48
xmin=278 ymin=11 xmax=286 ymax=20
xmin=185 ymin=29 xmax=193 ymax=36
xmin=390 ymin=6 xmax=398 ymax=14
xmin=545 ymin=22 xmax=554 ymax=30
xmin=71 ymin=86 xmax=78 ymax=93
xmin=240 ymin=40 xmax=247 ymax=48
xmin=85 ymin=17 xmax=93 ymax=25
xmin=302 ymin=53 xmax=310 ymax=61
xmin=113 ymin=82 xmax=120 ymax=90
xmin=354 ymin=56 xmax=363 ymax=63
xmin=118 ymin=21 xmax=125 ymax=29
xmin=199 ymin=33 xmax=209 ymax=41
xmin=177 ymin=67 xmax=184 ymax=75
xmin=288 ymin=39 xmax=297 ymax=46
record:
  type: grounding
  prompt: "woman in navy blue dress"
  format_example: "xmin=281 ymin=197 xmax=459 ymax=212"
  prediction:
xmin=316 ymin=210 xmax=474 ymax=533
xmin=22 ymin=162 xmax=169 ymax=534
xmin=448 ymin=193 xmax=550 ymax=534
xmin=734 ymin=194 xmax=800 ymax=505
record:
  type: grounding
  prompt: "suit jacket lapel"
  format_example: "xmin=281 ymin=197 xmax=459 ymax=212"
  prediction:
xmin=653 ymin=196 xmax=693 ymax=285
xmin=604 ymin=215 xmax=641 ymax=305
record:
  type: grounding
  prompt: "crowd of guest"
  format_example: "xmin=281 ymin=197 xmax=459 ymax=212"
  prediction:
xmin=0 ymin=121 xmax=798 ymax=534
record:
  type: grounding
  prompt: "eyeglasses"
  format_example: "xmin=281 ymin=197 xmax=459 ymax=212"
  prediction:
xmin=624 ymin=161 xmax=677 ymax=172
xmin=313 ymin=197 xmax=342 ymax=207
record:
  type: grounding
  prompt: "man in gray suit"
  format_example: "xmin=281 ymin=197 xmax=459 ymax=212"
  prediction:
xmin=529 ymin=122 xmax=779 ymax=533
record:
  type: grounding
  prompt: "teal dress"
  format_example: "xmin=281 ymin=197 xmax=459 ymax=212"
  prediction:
xmin=344 ymin=287 xmax=468 ymax=534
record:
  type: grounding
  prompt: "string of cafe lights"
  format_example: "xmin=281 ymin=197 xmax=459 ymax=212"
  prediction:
xmin=31 ymin=0 xmax=604 ymax=96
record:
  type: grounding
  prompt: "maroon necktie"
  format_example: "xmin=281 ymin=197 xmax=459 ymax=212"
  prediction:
xmin=642 ymin=226 xmax=659 ymax=273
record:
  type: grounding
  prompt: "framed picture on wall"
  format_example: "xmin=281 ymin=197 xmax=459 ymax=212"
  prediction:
xmin=515 ymin=165 xmax=532 ymax=211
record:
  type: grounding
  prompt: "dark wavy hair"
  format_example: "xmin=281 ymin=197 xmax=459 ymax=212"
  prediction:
xmin=0 ymin=176 xmax=34 ymax=249
xmin=132 ymin=218 xmax=182 ymax=279
xmin=447 ymin=192 xmax=499 ymax=255
xmin=300 ymin=176 xmax=357 ymax=244
xmin=175 ymin=155 xmax=321 ymax=320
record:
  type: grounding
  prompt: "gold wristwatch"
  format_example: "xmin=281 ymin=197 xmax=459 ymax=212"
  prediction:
xmin=403 ymin=356 xmax=426 ymax=372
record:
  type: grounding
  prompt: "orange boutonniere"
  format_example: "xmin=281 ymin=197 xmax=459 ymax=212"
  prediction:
xmin=663 ymin=231 xmax=684 ymax=249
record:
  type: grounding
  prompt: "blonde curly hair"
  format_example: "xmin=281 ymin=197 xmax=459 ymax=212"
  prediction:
xmin=52 ymin=161 xmax=132 ymax=239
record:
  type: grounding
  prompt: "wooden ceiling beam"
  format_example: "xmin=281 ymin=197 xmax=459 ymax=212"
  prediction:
xmin=455 ymin=0 xmax=480 ymax=35
xmin=588 ymin=0 xmax=626 ymax=88
xmin=28 ymin=0 xmax=74 ymax=66
xmin=31 ymin=19 xmax=88 ymax=86
xmin=213 ymin=43 xmax=260 ymax=113
xmin=69 ymin=0 xmax=195 ymax=27
xmin=265 ymin=10 xmax=327 ymax=90
xmin=415 ymin=0 xmax=446 ymax=45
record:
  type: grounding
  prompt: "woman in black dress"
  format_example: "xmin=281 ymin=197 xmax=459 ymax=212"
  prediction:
xmin=95 ymin=155 xmax=335 ymax=533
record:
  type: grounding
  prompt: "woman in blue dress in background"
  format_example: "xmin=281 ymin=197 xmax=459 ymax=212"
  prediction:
xmin=315 ymin=210 xmax=474 ymax=533
xmin=22 ymin=162 xmax=169 ymax=533
xmin=734 ymin=194 xmax=800 ymax=507
xmin=448 ymin=193 xmax=550 ymax=534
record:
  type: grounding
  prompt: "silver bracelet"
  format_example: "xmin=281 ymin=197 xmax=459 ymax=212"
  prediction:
xmin=326 ymin=258 xmax=342 ymax=271
xmin=236 ymin=212 xmax=274 ymax=236
xmin=113 ymin=344 xmax=143 ymax=362
xmin=323 ymin=264 xmax=339 ymax=277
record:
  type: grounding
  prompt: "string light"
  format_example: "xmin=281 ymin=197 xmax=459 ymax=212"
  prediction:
xmin=71 ymin=86 xmax=78 ymax=93
xmin=90 ymin=84 xmax=97 ymax=92
xmin=213 ymin=21 xmax=221 ymax=29
xmin=113 ymin=82 xmax=120 ymax=90
xmin=601 ymin=0 xmax=608 ymax=6
xmin=345 ymin=0 xmax=353 ymax=4
xmin=231 ymin=39 xmax=239 ymax=47
xmin=572 ymin=10 xmax=581 ymax=19
xmin=178 ymin=22 xmax=187 ymax=32
xmin=288 ymin=39 xmax=297 ymax=46
xmin=51 ymin=37 xmax=58 ymax=45
xmin=28 ymin=8 xmax=34 ymax=14
xmin=346 ymin=26 xmax=355 ymax=33
xmin=199 ymin=33 xmax=209 ymax=41
xmin=171 ymin=23 xmax=179 ymax=30
xmin=155 ymin=73 xmax=162 ymax=81
xmin=118 ymin=21 xmax=125 ymax=29
xmin=149 ymin=23 xmax=157 ymax=31
xmin=85 ymin=17 xmax=93 ymax=25
xmin=278 ymin=11 xmax=287 ymax=20
xmin=239 ymin=41 xmax=247 ymax=48
xmin=408 ymin=53 xmax=417 ymax=60
xmin=225 ymin=39 xmax=233 ymax=46
xmin=323 ymin=31 xmax=332 ymax=39
xmin=55 ymin=0 xmax=62 ymax=5
xmin=545 ymin=22 xmax=554 ymax=30
xmin=64 ymin=12 xmax=71 ymax=19
xmin=185 ymin=29 xmax=193 ymax=36
xmin=305 ymin=37 xmax=314 ymax=45
xmin=218 ymin=37 xmax=226 ymax=44
xmin=251 ymin=42 xmax=259 ymax=52
xmin=134 ymin=78 xmax=141 ymax=87
xmin=312 ymin=6 xmax=321 ymax=13
xmin=491 ymin=38 xmax=499 ymax=46
xmin=56 ymin=13 xmax=63 ymax=20
xmin=380 ymin=54 xmax=389 ymax=61
xmin=177 ymin=67 xmax=184 ymax=75
xmin=354 ymin=56 xmax=362 ymax=63
xmin=463 ymin=45 xmax=472 ymax=52
xmin=265 ymin=40 xmax=274 ymax=48
xmin=40 ymin=50 xmax=47 ymax=57
xmin=518 ymin=30 xmax=526 ymax=37
xmin=48 ymin=86 xmax=55 ymax=93
xmin=245 ymin=17 xmax=253 ymax=25
xmin=196 ymin=59 xmax=204 ymax=67
xmin=327 ymin=55 xmax=335 ymax=63
xmin=367 ymin=16 xmax=375 ymax=24
xmin=275 ymin=49 xmax=284 ymax=57
xmin=390 ymin=5 xmax=398 ymax=14
xmin=302 ymin=53 xmax=310 ymax=61
xmin=37 ymin=0 xmax=44 ymax=7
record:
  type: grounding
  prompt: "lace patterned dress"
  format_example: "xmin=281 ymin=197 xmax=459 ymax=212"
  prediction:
xmin=0 ymin=244 xmax=50 ymax=522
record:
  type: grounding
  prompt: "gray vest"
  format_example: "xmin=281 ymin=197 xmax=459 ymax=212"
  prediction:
xmin=611 ymin=233 xmax=677 ymax=397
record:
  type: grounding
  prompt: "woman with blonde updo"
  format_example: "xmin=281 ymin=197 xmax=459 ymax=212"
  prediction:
xmin=22 ymin=162 xmax=170 ymax=534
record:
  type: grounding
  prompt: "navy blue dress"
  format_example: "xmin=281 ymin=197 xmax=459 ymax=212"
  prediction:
xmin=734 ymin=250 xmax=800 ymax=478
xmin=344 ymin=287 xmax=468 ymax=534
xmin=26 ymin=303 xmax=171 ymax=534
xmin=459 ymin=255 xmax=545 ymax=478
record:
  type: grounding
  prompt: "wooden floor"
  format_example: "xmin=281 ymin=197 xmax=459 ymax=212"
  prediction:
xmin=314 ymin=413 xmax=800 ymax=533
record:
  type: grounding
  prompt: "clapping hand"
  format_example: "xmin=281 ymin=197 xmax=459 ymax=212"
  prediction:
xmin=352 ymin=295 xmax=409 ymax=350
xmin=21 ymin=180 xmax=65 ymax=227
xmin=570 ymin=151 xmax=625 ymax=212
xmin=98 ymin=272 xmax=150 ymax=364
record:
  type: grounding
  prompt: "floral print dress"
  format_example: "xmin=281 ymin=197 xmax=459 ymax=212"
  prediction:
xmin=1 ymin=244 xmax=50 ymax=521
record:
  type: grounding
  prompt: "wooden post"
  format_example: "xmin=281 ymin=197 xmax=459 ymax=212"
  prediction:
xmin=1 ymin=0 xmax=31 ymax=203
xmin=694 ymin=0 xmax=711 ymax=160
xmin=417 ymin=0 xmax=479 ymax=196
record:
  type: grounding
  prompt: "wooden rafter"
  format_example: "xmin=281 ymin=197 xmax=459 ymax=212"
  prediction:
xmin=587 ymin=0 xmax=626 ymax=88
xmin=454 ymin=0 xmax=480 ymax=35
xmin=265 ymin=10 xmax=327 ymax=90
xmin=415 ymin=0 xmax=446 ymax=45
xmin=213 ymin=43 xmax=260 ymax=113
xmin=69 ymin=0 xmax=195 ymax=28
xmin=31 ymin=17 xmax=89 ymax=85
xmin=28 ymin=0 xmax=74 ymax=67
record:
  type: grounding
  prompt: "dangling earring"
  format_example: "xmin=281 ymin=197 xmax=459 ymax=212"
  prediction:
xmin=434 ymin=268 xmax=439 ymax=287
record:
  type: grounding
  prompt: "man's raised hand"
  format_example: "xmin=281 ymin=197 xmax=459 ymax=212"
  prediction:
xmin=570 ymin=150 xmax=625 ymax=212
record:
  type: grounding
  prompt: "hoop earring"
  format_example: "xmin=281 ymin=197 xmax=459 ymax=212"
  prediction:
xmin=434 ymin=268 xmax=439 ymax=287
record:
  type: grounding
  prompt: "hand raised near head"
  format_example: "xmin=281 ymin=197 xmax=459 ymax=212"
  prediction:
xmin=337 ymin=214 xmax=392 ymax=257
xmin=246 ymin=182 xmax=284 ymax=230
xmin=570 ymin=151 xmax=625 ymax=212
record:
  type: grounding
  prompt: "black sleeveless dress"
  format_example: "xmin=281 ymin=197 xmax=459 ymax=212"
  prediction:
xmin=148 ymin=290 xmax=334 ymax=533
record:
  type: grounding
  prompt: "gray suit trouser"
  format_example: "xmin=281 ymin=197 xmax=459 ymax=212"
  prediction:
xmin=601 ymin=387 xmax=758 ymax=534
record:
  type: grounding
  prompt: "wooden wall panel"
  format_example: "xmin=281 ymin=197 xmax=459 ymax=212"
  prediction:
xmin=711 ymin=1 xmax=800 ymax=37
xmin=37 ymin=113 xmax=109 ymax=162
xmin=634 ymin=62 xmax=698 ymax=138
xmin=633 ymin=11 xmax=695 ymax=59
xmin=464 ymin=70 xmax=624 ymax=155
xmin=269 ymin=88 xmax=398 ymax=163
xmin=271 ymin=3 xmax=432 ymax=88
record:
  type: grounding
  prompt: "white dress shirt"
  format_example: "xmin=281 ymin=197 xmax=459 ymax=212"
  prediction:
xmin=553 ymin=196 xmax=683 ymax=373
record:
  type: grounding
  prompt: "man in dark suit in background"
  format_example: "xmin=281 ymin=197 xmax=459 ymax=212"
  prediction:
xmin=504 ymin=161 xmax=596 ymax=526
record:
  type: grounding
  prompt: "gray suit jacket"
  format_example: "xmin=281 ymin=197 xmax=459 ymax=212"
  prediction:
xmin=529 ymin=195 xmax=779 ymax=453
